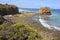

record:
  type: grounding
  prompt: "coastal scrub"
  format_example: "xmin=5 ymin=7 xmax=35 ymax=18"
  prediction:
xmin=0 ymin=23 xmax=42 ymax=40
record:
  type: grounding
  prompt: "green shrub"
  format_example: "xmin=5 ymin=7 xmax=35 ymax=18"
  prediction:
xmin=0 ymin=23 xmax=42 ymax=40
xmin=11 ymin=23 xmax=42 ymax=40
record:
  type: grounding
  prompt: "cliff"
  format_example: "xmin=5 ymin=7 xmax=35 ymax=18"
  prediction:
xmin=0 ymin=4 xmax=19 ymax=15
xmin=0 ymin=15 xmax=5 ymax=24
xmin=39 ymin=7 xmax=51 ymax=15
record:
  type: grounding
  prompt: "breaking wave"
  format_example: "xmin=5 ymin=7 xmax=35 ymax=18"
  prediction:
xmin=39 ymin=18 xmax=60 ymax=30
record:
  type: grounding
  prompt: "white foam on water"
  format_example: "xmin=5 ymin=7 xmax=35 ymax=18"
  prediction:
xmin=19 ymin=9 xmax=33 ymax=12
xmin=39 ymin=18 xmax=60 ymax=30
xmin=19 ymin=9 xmax=25 ymax=12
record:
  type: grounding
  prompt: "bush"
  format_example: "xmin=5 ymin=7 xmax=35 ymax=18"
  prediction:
xmin=0 ymin=23 xmax=42 ymax=40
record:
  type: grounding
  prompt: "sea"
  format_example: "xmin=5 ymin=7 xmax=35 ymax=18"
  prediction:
xmin=19 ymin=8 xmax=60 ymax=30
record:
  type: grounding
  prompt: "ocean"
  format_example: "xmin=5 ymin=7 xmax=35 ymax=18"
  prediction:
xmin=19 ymin=8 xmax=60 ymax=30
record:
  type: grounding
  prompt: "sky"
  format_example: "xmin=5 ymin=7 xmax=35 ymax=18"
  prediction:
xmin=0 ymin=0 xmax=60 ymax=9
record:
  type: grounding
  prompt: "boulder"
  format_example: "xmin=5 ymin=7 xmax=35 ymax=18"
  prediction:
xmin=39 ymin=7 xmax=51 ymax=15
xmin=0 ymin=4 xmax=19 ymax=15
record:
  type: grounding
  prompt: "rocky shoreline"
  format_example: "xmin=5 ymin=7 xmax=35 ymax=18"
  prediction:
xmin=1 ymin=11 xmax=60 ymax=40
xmin=0 ymin=4 xmax=60 ymax=40
xmin=19 ymin=11 xmax=60 ymax=40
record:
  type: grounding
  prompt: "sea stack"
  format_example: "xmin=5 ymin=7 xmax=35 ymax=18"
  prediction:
xmin=39 ymin=7 xmax=51 ymax=15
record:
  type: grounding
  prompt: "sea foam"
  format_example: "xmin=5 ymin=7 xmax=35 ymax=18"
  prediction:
xmin=39 ymin=18 xmax=60 ymax=30
xmin=19 ymin=9 xmax=34 ymax=12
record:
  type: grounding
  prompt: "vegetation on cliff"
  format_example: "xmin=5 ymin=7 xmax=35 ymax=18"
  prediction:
xmin=39 ymin=7 xmax=51 ymax=15
xmin=0 ymin=4 xmax=19 ymax=15
xmin=0 ymin=23 xmax=42 ymax=40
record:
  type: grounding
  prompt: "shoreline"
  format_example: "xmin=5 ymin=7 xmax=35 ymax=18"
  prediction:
xmin=39 ymin=18 xmax=60 ymax=30
xmin=19 ymin=10 xmax=60 ymax=31
xmin=1 ymin=11 xmax=60 ymax=40
xmin=19 ymin=9 xmax=38 ymax=13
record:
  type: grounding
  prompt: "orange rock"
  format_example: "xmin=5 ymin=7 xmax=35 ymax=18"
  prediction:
xmin=39 ymin=7 xmax=51 ymax=15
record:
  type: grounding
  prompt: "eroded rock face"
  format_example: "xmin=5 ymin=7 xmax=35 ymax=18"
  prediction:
xmin=39 ymin=7 xmax=51 ymax=15
xmin=0 ymin=15 xmax=5 ymax=24
xmin=0 ymin=4 xmax=19 ymax=15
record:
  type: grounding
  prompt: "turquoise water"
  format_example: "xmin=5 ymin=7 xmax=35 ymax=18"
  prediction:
xmin=45 ymin=12 xmax=60 ymax=27
xmin=45 ymin=10 xmax=60 ymax=27
xmin=19 ymin=8 xmax=60 ymax=30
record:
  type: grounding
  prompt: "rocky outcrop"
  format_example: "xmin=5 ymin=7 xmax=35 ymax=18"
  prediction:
xmin=0 ymin=4 xmax=19 ymax=15
xmin=0 ymin=15 xmax=5 ymax=24
xmin=39 ymin=7 xmax=51 ymax=15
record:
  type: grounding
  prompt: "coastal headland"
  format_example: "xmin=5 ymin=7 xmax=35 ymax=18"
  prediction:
xmin=0 ymin=4 xmax=60 ymax=40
